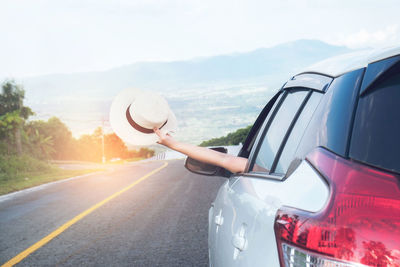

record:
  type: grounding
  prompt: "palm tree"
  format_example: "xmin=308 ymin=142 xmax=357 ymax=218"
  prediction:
xmin=0 ymin=80 xmax=33 ymax=155
xmin=26 ymin=129 xmax=55 ymax=159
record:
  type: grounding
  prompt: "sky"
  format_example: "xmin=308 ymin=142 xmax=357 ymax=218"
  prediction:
xmin=0 ymin=0 xmax=399 ymax=79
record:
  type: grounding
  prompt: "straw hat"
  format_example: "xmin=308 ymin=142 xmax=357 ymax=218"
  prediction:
xmin=109 ymin=88 xmax=177 ymax=146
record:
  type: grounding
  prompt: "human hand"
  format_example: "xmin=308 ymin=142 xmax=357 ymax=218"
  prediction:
xmin=153 ymin=127 xmax=176 ymax=147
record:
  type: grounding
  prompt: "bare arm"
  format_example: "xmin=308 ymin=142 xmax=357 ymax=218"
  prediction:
xmin=154 ymin=128 xmax=248 ymax=173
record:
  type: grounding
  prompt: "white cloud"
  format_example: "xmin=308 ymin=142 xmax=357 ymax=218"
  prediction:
xmin=329 ymin=25 xmax=400 ymax=49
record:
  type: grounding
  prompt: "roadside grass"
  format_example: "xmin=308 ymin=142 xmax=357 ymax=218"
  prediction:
xmin=0 ymin=168 xmax=103 ymax=196
xmin=0 ymin=155 xmax=151 ymax=196
xmin=0 ymin=155 xmax=104 ymax=196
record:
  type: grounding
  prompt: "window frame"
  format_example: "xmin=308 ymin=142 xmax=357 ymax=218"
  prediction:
xmin=246 ymin=89 xmax=288 ymax=174
xmin=244 ymin=88 xmax=322 ymax=180
xmin=240 ymin=73 xmax=332 ymax=181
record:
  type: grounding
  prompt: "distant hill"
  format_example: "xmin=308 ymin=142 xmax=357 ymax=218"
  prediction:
xmin=23 ymin=39 xmax=349 ymax=101
xmin=20 ymin=39 xmax=351 ymax=145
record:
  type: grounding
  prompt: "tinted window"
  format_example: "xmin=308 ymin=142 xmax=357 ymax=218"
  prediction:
xmin=350 ymin=63 xmax=400 ymax=174
xmin=274 ymin=92 xmax=323 ymax=174
xmin=252 ymin=90 xmax=308 ymax=172
xmin=295 ymin=68 xmax=364 ymax=158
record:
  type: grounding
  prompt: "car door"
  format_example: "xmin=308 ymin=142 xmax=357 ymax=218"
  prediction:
xmin=208 ymin=91 xmax=282 ymax=266
xmin=210 ymin=74 xmax=333 ymax=267
xmin=232 ymin=89 xmax=328 ymax=267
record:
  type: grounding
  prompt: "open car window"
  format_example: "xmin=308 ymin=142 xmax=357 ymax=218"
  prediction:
xmin=247 ymin=88 xmax=323 ymax=179
xmin=238 ymin=91 xmax=282 ymax=159
xmin=251 ymin=90 xmax=308 ymax=173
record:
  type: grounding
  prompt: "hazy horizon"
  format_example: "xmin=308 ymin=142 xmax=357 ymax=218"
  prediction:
xmin=2 ymin=38 xmax=350 ymax=81
xmin=17 ymin=39 xmax=352 ymax=144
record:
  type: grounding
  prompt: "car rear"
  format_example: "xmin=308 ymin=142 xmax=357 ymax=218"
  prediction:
xmin=274 ymin=56 xmax=400 ymax=266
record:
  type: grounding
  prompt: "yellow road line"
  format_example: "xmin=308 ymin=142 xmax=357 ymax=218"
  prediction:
xmin=1 ymin=162 xmax=168 ymax=267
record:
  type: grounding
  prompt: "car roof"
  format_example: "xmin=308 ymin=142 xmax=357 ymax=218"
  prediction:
xmin=300 ymin=46 xmax=400 ymax=77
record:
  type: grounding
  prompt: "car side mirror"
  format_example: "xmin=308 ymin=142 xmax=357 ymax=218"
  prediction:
xmin=184 ymin=147 xmax=229 ymax=176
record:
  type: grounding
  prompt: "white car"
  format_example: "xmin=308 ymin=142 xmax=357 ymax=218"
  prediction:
xmin=185 ymin=47 xmax=400 ymax=267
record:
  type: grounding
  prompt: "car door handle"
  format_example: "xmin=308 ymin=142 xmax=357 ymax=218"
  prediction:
xmin=232 ymin=224 xmax=247 ymax=251
xmin=232 ymin=234 xmax=247 ymax=251
xmin=214 ymin=214 xmax=224 ymax=226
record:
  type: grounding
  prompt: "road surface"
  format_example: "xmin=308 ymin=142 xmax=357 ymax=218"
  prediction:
xmin=0 ymin=160 xmax=225 ymax=266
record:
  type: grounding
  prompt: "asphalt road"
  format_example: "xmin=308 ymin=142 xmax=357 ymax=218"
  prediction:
xmin=0 ymin=160 xmax=225 ymax=266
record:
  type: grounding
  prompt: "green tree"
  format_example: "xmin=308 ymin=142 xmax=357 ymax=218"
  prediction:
xmin=0 ymin=110 xmax=24 ymax=154
xmin=137 ymin=147 xmax=155 ymax=158
xmin=76 ymin=133 xmax=102 ymax=162
xmin=0 ymin=80 xmax=33 ymax=155
xmin=25 ymin=117 xmax=74 ymax=159
xmin=26 ymin=129 xmax=55 ymax=159
xmin=105 ymin=133 xmax=129 ymax=160
xmin=200 ymin=125 xmax=252 ymax=147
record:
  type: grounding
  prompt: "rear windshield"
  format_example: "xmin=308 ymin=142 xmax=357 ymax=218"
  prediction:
xmin=350 ymin=62 xmax=400 ymax=174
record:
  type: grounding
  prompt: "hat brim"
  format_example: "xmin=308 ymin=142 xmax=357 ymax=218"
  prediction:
xmin=109 ymin=88 xmax=177 ymax=146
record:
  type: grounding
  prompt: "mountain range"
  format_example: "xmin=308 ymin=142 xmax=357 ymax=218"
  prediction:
xmin=21 ymin=39 xmax=351 ymax=145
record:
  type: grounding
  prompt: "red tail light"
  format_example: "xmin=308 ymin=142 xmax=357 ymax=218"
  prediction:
xmin=275 ymin=148 xmax=400 ymax=267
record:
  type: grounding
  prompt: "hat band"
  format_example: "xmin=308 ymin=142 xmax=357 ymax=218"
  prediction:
xmin=126 ymin=105 xmax=168 ymax=134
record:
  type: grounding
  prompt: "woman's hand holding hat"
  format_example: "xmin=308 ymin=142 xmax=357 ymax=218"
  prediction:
xmin=109 ymin=88 xmax=177 ymax=146
xmin=154 ymin=127 xmax=175 ymax=147
xmin=111 ymin=88 xmax=248 ymax=173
